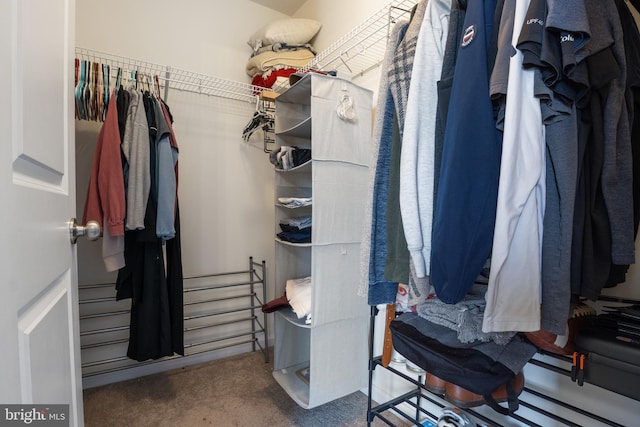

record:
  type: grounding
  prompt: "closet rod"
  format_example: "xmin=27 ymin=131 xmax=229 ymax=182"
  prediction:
xmin=75 ymin=47 xmax=265 ymax=103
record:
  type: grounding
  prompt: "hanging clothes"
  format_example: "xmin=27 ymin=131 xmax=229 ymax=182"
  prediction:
xmin=359 ymin=0 xmax=640 ymax=342
xmin=82 ymin=90 xmax=126 ymax=272
xmin=119 ymin=195 xmax=173 ymax=361
xmin=384 ymin=0 xmax=430 ymax=286
xmin=432 ymin=0 xmax=467 ymax=221
xmin=399 ymin=0 xmax=451 ymax=285
xmin=575 ymin=0 xmax=633 ymax=302
xmin=360 ymin=20 xmax=409 ymax=306
xmin=607 ymin=0 xmax=640 ymax=287
xmin=116 ymin=88 xmax=184 ymax=361
xmin=82 ymin=67 xmax=184 ymax=361
xmin=483 ymin=0 xmax=545 ymax=334
xmin=122 ymin=88 xmax=151 ymax=231
xmin=430 ymin=0 xmax=503 ymax=304
xmin=517 ymin=0 xmax=587 ymax=335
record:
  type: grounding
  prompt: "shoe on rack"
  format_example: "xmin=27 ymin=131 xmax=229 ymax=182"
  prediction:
xmin=391 ymin=348 xmax=406 ymax=364
xmin=525 ymin=301 xmax=596 ymax=355
xmin=406 ymin=359 xmax=426 ymax=374
xmin=425 ymin=372 xmax=446 ymax=395
xmin=436 ymin=407 xmax=472 ymax=427
xmin=443 ymin=371 xmax=524 ymax=409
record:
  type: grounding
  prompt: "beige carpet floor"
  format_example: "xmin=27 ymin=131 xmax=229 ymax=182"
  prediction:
xmin=82 ymin=350 xmax=411 ymax=427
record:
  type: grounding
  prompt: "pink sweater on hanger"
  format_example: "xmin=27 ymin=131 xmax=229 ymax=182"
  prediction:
xmin=83 ymin=91 xmax=126 ymax=237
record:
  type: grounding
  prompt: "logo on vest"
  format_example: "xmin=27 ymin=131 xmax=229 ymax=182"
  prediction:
xmin=560 ymin=33 xmax=575 ymax=43
xmin=526 ymin=18 xmax=544 ymax=26
xmin=461 ymin=25 xmax=477 ymax=48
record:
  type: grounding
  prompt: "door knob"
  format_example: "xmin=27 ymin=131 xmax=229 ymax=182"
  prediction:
xmin=69 ymin=218 xmax=100 ymax=244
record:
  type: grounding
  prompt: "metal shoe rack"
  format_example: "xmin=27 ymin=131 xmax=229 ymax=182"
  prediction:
xmin=78 ymin=257 xmax=268 ymax=386
xmin=366 ymin=306 xmax=630 ymax=427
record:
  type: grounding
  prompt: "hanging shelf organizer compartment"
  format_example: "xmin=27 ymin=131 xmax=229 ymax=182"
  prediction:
xmin=271 ymin=73 xmax=373 ymax=409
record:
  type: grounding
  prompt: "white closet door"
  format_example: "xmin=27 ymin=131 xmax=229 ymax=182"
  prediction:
xmin=0 ymin=0 xmax=83 ymax=425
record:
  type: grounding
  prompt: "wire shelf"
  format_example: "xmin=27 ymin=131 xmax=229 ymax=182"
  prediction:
xmin=75 ymin=47 xmax=264 ymax=103
xmin=298 ymin=0 xmax=416 ymax=79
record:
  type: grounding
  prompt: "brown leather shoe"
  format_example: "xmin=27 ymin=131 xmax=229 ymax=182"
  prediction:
xmin=444 ymin=371 xmax=525 ymax=408
xmin=525 ymin=302 xmax=596 ymax=355
xmin=425 ymin=372 xmax=446 ymax=395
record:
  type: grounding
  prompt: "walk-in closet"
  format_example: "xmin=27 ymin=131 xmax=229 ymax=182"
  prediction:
xmin=4 ymin=0 xmax=640 ymax=426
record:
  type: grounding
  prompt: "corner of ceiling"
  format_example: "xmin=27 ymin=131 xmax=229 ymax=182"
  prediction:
xmin=248 ymin=0 xmax=308 ymax=16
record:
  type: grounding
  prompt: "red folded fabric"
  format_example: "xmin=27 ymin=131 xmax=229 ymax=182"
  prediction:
xmin=252 ymin=68 xmax=297 ymax=89
xmin=262 ymin=294 xmax=290 ymax=313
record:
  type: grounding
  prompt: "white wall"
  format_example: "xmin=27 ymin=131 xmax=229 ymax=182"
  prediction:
xmin=293 ymin=0 xmax=390 ymax=53
xmin=293 ymin=0 xmax=398 ymax=97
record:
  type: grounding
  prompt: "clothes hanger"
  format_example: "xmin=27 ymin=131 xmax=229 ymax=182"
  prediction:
xmin=92 ymin=61 xmax=99 ymax=121
xmin=86 ymin=60 xmax=94 ymax=120
xmin=85 ymin=60 xmax=94 ymax=120
xmin=75 ymin=59 xmax=86 ymax=120
xmin=96 ymin=61 xmax=103 ymax=121
xmin=102 ymin=63 xmax=110 ymax=120
xmin=143 ymin=73 xmax=151 ymax=95
xmin=154 ymin=75 xmax=162 ymax=100
xmin=74 ymin=58 xmax=79 ymax=87
xmin=116 ymin=67 xmax=122 ymax=91
xmin=82 ymin=60 xmax=92 ymax=120
xmin=74 ymin=59 xmax=80 ymax=119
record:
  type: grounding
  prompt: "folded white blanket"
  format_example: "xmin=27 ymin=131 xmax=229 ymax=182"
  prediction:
xmin=246 ymin=48 xmax=315 ymax=77
xmin=286 ymin=276 xmax=312 ymax=320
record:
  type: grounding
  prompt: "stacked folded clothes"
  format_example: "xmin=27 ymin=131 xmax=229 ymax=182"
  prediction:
xmin=277 ymin=215 xmax=311 ymax=243
xmin=246 ymin=18 xmax=322 ymax=90
xmin=251 ymin=67 xmax=298 ymax=90
xmin=269 ymin=146 xmax=311 ymax=170
xmin=277 ymin=197 xmax=312 ymax=208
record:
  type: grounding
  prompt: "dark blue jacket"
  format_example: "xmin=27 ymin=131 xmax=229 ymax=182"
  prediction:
xmin=430 ymin=0 xmax=502 ymax=304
